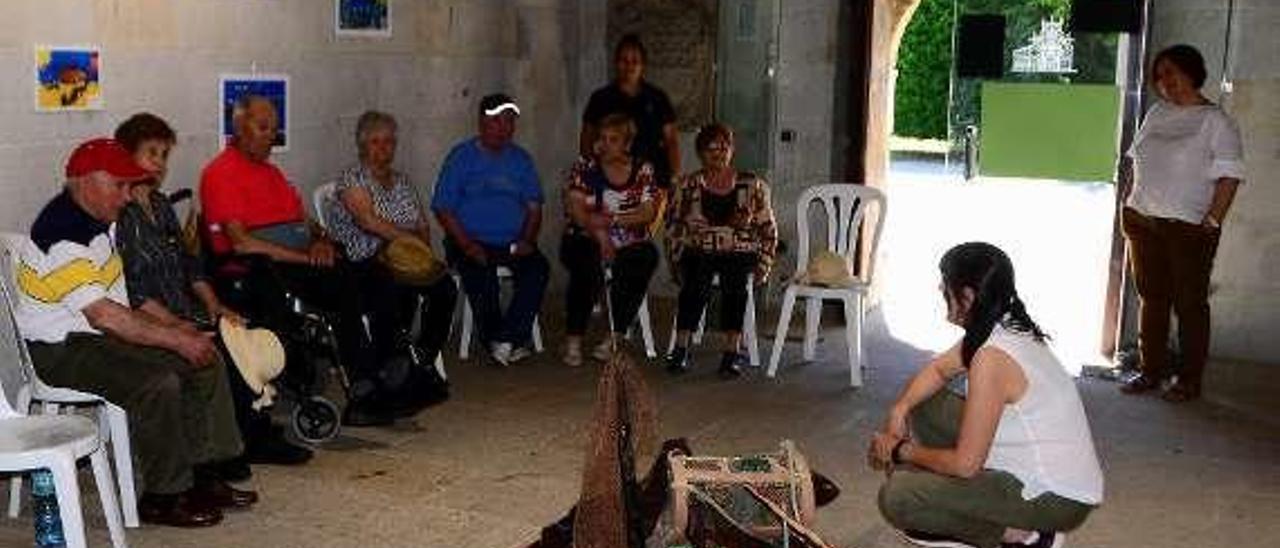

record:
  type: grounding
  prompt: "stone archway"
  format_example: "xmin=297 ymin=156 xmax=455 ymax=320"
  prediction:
xmin=863 ymin=0 xmax=922 ymax=193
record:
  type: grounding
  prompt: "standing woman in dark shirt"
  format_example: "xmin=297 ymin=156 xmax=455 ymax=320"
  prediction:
xmin=114 ymin=113 xmax=312 ymax=477
xmin=664 ymin=123 xmax=778 ymax=378
xmin=580 ymin=34 xmax=681 ymax=190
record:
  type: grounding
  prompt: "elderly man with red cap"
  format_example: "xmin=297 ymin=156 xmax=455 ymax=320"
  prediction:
xmin=12 ymin=138 xmax=255 ymax=528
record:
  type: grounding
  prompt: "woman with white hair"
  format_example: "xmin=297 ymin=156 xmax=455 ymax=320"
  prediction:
xmin=327 ymin=110 xmax=458 ymax=425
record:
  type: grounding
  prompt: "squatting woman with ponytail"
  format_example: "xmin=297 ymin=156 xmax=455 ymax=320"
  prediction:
xmin=868 ymin=243 xmax=1103 ymax=548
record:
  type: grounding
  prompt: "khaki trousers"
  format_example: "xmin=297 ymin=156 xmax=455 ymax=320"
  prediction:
xmin=29 ymin=333 xmax=243 ymax=495
xmin=877 ymin=391 xmax=1094 ymax=548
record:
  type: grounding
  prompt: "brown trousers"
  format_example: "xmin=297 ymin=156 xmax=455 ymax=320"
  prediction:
xmin=1121 ymin=207 xmax=1220 ymax=386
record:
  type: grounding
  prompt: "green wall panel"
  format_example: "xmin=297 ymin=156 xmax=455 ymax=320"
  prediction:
xmin=980 ymin=82 xmax=1121 ymax=182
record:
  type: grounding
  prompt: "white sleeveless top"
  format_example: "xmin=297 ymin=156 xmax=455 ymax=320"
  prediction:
xmin=981 ymin=325 xmax=1104 ymax=504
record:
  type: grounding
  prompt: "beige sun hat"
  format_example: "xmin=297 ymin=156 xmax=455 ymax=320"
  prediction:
xmin=804 ymin=250 xmax=857 ymax=288
xmin=379 ymin=236 xmax=447 ymax=286
xmin=219 ymin=317 xmax=285 ymax=410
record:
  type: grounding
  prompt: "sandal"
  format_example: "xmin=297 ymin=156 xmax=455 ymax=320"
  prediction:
xmin=1162 ymin=381 xmax=1201 ymax=402
xmin=1120 ymin=373 xmax=1161 ymax=395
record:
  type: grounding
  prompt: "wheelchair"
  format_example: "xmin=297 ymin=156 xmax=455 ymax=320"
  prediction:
xmin=172 ymin=191 xmax=347 ymax=443
xmin=210 ymin=253 xmax=350 ymax=444
xmin=178 ymin=191 xmax=447 ymax=441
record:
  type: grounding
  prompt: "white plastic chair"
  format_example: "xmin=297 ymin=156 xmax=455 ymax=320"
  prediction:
xmin=766 ymin=184 xmax=885 ymax=387
xmin=604 ymin=267 xmax=656 ymax=358
xmin=666 ymin=274 xmax=761 ymax=367
xmin=0 ymin=243 xmax=128 ymax=548
xmin=312 ymin=182 xmax=338 ymax=232
xmin=313 ymin=183 xmax=449 ymax=375
xmin=0 ymin=233 xmax=140 ymax=529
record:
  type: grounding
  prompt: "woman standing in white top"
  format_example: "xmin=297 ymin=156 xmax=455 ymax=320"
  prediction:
xmin=870 ymin=243 xmax=1104 ymax=548
xmin=1121 ymin=44 xmax=1245 ymax=402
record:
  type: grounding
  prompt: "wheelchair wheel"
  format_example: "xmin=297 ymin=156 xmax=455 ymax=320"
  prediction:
xmin=291 ymin=396 xmax=340 ymax=444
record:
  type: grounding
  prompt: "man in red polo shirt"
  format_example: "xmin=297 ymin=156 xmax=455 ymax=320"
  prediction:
xmin=201 ymin=96 xmax=327 ymax=261
xmin=200 ymin=96 xmax=390 ymax=426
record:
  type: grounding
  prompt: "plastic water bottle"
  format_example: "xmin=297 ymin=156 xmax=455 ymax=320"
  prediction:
xmin=30 ymin=469 xmax=66 ymax=547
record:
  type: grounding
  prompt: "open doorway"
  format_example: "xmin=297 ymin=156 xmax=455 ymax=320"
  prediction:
xmin=882 ymin=0 xmax=1134 ymax=372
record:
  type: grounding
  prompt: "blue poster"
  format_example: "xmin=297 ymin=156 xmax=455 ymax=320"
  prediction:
xmin=337 ymin=0 xmax=390 ymax=36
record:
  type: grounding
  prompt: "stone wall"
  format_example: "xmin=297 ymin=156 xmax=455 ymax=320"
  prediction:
xmin=0 ymin=0 xmax=592 ymax=264
xmin=0 ymin=0 xmax=858 ymax=305
xmin=606 ymin=0 xmax=718 ymax=129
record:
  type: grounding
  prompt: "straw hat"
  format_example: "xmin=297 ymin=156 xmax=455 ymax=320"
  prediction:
xmin=804 ymin=250 xmax=857 ymax=288
xmin=379 ymin=236 xmax=446 ymax=286
xmin=219 ymin=317 xmax=285 ymax=410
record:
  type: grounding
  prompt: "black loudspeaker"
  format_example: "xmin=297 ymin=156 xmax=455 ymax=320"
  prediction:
xmin=1070 ymin=0 xmax=1142 ymax=34
xmin=956 ymin=14 xmax=1006 ymax=79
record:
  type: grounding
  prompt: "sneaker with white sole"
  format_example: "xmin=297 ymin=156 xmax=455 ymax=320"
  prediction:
xmin=508 ymin=345 xmax=533 ymax=364
xmin=1002 ymin=531 xmax=1064 ymax=548
xmin=897 ymin=529 xmax=978 ymax=548
xmin=490 ymin=342 xmax=513 ymax=367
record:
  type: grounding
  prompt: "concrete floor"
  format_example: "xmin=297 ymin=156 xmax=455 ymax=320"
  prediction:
xmin=1 ymin=304 xmax=1277 ymax=548
xmin=2 ymin=171 xmax=1276 ymax=547
xmin=878 ymin=156 xmax=1116 ymax=370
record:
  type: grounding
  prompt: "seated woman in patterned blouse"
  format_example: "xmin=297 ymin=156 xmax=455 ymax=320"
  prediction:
xmin=326 ymin=110 xmax=458 ymax=424
xmin=114 ymin=112 xmax=312 ymax=479
xmin=664 ymin=123 xmax=778 ymax=379
xmin=559 ymin=113 xmax=661 ymax=367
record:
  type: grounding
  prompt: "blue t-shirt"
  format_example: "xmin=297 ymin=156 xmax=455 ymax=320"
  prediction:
xmin=431 ymin=138 xmax=544 ymax=246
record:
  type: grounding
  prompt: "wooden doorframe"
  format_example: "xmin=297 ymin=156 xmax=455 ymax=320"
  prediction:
xmin=1101 ymin=0 xmax=1154 ymax=358
xmin=837 ymin=0 xmax=876 ymax=186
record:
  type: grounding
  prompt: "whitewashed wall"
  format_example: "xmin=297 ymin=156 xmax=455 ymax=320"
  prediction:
xmin=0 ymin=0 xmax=590 ymax=263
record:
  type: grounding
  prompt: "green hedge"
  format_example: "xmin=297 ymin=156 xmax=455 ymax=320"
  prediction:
xmin=895 ymin=0 xmax=1098 ymax=140
xmin=894 ymin=0 xmax=955 ymax=139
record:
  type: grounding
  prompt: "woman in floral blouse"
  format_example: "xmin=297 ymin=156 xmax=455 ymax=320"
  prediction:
xmin=559 ymin=113 xmax=660 ymax=367
xmin=664 ymin=122 xmax=777 ymax=378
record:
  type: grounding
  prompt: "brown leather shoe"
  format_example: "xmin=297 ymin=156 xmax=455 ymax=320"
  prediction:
xmin=191 ymin=480 xmax=259 ymax=510
xmin=139 ymin=493 xmax=223 ymax=528
xmin=1161 ymin=380 xmax=1201 ymax=402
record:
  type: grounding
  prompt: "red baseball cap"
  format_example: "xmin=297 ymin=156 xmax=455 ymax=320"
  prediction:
xmin=64 ymin=138 xmax=150 ymax=181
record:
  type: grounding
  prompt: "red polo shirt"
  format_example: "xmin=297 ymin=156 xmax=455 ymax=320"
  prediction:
xmin=199 ymin=147 xmax=304 ymax=255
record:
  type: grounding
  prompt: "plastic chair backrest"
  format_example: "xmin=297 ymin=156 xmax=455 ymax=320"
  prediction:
xmin=0 ymin=232 xmax=35 ymax=417
xmin=794 ymin=184 xmax=887 ymax=284
xmin=313 ymin=182 xmax=338 ymax=231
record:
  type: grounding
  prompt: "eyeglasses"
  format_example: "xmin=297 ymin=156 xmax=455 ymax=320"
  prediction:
xmin=703 ymin=141 xmax=732 ymax=152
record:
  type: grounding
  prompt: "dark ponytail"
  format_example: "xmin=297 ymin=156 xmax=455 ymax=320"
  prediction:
xmin=939 ymin=242 xmax=1047 ymax=368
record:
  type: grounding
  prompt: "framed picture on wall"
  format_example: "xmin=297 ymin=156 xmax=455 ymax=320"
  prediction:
xmin=336 ymin=0 xmax=391 ymax=38
xmin=34 ymin=45 xmax=104 ymax=112
xmin=219 ymin=74 xmax=289 ymax=152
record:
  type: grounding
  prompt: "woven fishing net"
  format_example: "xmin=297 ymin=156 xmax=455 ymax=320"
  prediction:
xmin=572 ymin=343 xmax=659 ymax=548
